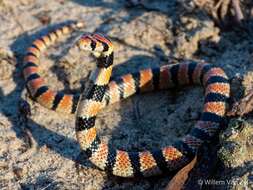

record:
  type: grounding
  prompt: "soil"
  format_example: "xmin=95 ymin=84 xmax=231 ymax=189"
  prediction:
xmin=0 ymin=0 xmax=253 ymax=189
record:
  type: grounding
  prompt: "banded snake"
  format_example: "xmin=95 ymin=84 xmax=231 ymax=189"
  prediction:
xmin=23 ymin=21 xmax=230 ymax=177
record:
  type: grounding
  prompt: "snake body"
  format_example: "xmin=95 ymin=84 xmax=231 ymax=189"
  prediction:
xmin=23 ymin=22 xmax=230 ymax=177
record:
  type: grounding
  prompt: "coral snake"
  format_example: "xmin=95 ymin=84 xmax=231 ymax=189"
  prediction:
xmin=23 ymin=21 xmax=230 ymax=177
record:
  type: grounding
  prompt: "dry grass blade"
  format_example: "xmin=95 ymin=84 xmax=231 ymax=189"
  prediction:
xmin=165 ymin=156 xmax=198 ymax=190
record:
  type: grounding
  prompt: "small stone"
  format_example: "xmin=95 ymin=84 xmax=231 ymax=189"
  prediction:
xmin=13 ymin=167 xmax=24 ymax=180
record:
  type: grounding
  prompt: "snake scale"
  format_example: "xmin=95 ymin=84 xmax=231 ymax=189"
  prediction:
xmin=23 ymin=21 xmax=230 ymax=177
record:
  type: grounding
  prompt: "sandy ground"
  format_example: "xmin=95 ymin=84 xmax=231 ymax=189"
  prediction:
xmin=0 ymin=0 xmax=253 ymax=189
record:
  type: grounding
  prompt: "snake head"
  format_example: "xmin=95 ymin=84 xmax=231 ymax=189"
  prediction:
xmin=77 ymin=33 xmax=113 ymax=58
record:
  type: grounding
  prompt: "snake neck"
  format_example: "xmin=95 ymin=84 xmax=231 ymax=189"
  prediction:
xmin=75 ymin=34 xmax=114 ymax=135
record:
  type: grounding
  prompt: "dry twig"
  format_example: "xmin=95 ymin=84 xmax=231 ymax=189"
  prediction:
xmin=231 ymin=0 xmax=244 ymax=23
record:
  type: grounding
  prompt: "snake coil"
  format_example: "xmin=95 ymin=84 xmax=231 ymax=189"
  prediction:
xmin=23 ymin=22 xmax=230 ymax=177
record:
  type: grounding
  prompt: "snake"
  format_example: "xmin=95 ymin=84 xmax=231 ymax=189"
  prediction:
xmin=23 ymin=21 xmax=230 ymax=177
